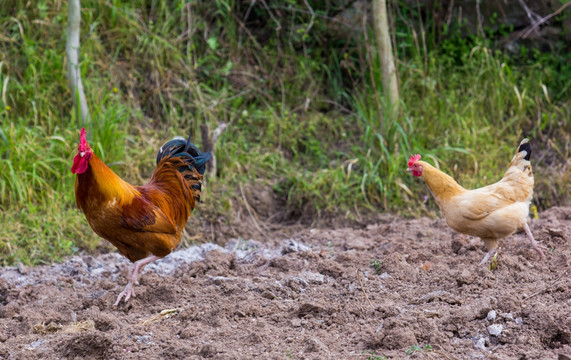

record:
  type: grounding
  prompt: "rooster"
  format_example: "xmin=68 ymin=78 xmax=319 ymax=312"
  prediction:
xmin=72 ymin=128 xmax=210 ymax=305
xmin=407 ymin=139 xmax=545 ymax=264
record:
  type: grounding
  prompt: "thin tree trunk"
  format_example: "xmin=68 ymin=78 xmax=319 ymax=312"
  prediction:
xmin=66 ymin=0 xmax=90 ymax=126
xmin=372 ymin=0 xmax=399 ymax=113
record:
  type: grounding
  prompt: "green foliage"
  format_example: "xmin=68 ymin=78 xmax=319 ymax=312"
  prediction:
xmin=0 ymin=206 xmax=99 ymax=266
xmin=405 ymin=344 xmax=432 ymax=355
xmin=370 ymin=259 xmax=382 ymax=275
xmin=361 ymin=350 xmax=387 ymax=360
xmin=0 ymin=0 xmax=569 ymax=264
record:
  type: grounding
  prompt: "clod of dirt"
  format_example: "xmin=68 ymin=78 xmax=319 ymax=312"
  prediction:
xmin=270 ymin=255 xmax=303 ymax=272
xmin=343 ymin=236 xmax=374 ymax=251
xmin=0 ymin=302 xmax=19 ymax=318
xmin=317 ymin=259 xmax=344 ymax=278
xmin=160 ymin=344 xmax=194 ymax=358
xmin=304 ymin=336 xmax=329 ymax=354
xmin=371 ymin=318 xmax=418 ymax=350
xmin=450 ymin=296 xmax=497 ymax=322
xmin=297 ymin=302 xmax=325 ymax=317
xmin=199 ymin=343 xmax=219 ymax=358
xmin=58 ymin=332 xmax=113 ymax=359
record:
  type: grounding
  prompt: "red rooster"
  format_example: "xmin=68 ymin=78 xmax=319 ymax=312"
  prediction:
xmin=72 ymin=128 xmax=210 ymax=305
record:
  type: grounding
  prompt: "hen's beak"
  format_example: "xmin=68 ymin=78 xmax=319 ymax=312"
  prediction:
xmin=406 ymin=167 xmax=412 ymax=172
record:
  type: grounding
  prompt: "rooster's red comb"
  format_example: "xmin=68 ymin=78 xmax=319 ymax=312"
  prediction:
xmin=79 ymin=127 xmax=88 ymax=149
xmin=408 ymin=154 xmax=421 ymax=167
xmin=79 ymin=128 xmax=87 ymax=144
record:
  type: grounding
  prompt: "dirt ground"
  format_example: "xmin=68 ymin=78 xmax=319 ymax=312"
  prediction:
xmin=0 ymin=207 xmax=569 ymax=360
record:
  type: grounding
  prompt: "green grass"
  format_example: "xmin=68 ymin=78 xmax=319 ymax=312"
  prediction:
xmin=405 ymin=344 xmax=433 ymax=355
xmin=370 ymin=259 xmax=382 ymax=275
xmin=0 ymin=0 xmax=569 ymax=265
xmin=361 ymin=350 xmax=387 ymax=360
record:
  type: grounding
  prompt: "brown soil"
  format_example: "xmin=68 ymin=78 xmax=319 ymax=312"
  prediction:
xmin=0 ymin=207 xmax=570 ymax=359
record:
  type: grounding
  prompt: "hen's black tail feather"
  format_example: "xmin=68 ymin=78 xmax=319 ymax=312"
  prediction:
xmin=517 ymin=138 xmax=531 ymax=161
xmin=156 ymin=135 xmax=211 ymax=175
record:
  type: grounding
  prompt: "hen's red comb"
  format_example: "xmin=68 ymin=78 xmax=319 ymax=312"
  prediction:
xmin=408 ymin=154 xmax=421 ymax=167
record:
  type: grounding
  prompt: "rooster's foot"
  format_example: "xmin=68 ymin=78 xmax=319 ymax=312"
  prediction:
xmin=114 ymin=282 xmax=136 ymax=306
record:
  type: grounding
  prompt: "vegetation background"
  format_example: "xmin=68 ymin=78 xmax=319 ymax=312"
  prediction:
xmin=0 ymin=0 xmax=569 ymax=265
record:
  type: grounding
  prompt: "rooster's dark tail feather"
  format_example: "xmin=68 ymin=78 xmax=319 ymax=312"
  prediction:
xmin=156 ymin=135 xmax=211 ymax=175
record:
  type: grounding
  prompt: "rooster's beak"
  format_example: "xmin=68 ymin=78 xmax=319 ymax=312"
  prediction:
xmin=80 ymin=152 xmax=86 ymax=157
xmin=406 ymin=168 xmax=412 ymax=172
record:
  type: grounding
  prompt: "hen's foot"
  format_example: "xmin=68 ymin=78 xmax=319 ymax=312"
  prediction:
xmin=525 ymin=223 xmax=546 ymax=261
xmin=479 ymin=248 xmax=497 ymax=265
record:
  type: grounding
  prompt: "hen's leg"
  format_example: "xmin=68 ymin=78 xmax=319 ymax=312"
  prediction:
xmin=524 ymin=223 xmax=546 ymax=261
xmin=479 ymin=248 xmax=497 ymax=265
xmin=114 ymin=255 xmax=161 ymax=306
xmin=480 ymin=239 xmax=498 ymax=265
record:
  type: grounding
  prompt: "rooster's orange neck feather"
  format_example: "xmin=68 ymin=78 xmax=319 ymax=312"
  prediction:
xmin=77 ymin=153 xmax=139 ymax=206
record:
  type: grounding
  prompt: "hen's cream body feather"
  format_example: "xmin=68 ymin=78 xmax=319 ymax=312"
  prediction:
xmin=417 ymin=139 xmax=535 ymax=257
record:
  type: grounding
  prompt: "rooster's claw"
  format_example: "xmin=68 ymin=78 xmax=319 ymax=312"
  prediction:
xmin=114 ymin=283 xmax=136 ymax=306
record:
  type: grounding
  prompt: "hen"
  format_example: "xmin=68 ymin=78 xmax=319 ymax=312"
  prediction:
xmin=72 ymin=128 xmax=210 ymax=305
xmin=407 ymin=139 xmax=545 ymax=264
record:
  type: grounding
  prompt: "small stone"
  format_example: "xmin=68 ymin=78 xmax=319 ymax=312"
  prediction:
xmin=486 ymin=310 xmax=497 ymax=321
xmin=423 ymin=309 xmax=441 ymax=318
xmin=82 ymin=256 xmax=95 ymax=268
xmin=515 ymin=317 xmax=523 ymax=325
xmin=502 ymin=312 xmax=514 ymax=321
xmin=488 ymin=324 xmax=503 ymax=336
xmin=301 ymin=271 xmax=326 ymax=285
xmin=282 ymin=240 xmax=311 ymax=254
xmin=474 ymin=337 xmax=486 ymax=350
xmin=548 ymin=228 xmax=564 ymax=238
xmin=24 ymin=339 xmax=45 ymax=351
xmin=233 ymin=310 xmax=246 ymax=318
xmin=17 ymin=263 xmax=28 ymax=275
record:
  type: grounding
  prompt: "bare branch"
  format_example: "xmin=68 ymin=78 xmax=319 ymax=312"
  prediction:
xmin=517 ymin=0 xmax=542 ymax=37
xmin=303 ymin=0 xmax=315 ymax=36
xmin=521 ymin=1 xmax=571 ymax=39
xmin=517 ymin=0 xmax=542 ymax=23
xmin=259 ymin=0 xmax=281 ymax=32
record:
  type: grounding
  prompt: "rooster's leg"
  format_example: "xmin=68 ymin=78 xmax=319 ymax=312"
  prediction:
xmin=114 ymin=255 xmax=161 ymax=306
xmin=524 ymin=223 xmax=546 ymax=261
